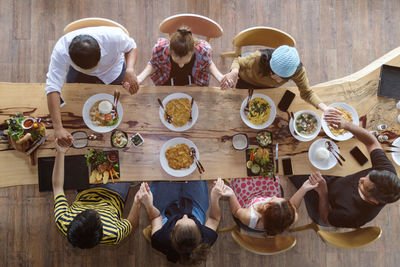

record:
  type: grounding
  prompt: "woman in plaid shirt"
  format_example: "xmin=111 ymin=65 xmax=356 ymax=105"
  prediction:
xmin=137 ymin=26 xmax=226 ymax=87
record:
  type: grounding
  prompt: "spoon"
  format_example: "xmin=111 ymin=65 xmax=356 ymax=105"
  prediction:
xmin=74 ymin=134 xmax=97 ymax=141
xmin=189 ymin=97 xmax=195 ymax=122
xmin=113 ymin=90 xmax=120 ymax=116
xmin=325 ymin=141 xmax=345 ymax=161
xmin=244 ymin=88 xmax=254 ymax=113
xmin=324 ymin=141 xmax=343 ymax=166
xmin=157 ymin=98 xmax=173 ymax=123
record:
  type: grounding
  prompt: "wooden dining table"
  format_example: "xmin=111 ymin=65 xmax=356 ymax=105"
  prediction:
xmin=1 ymin=48 xmax=400 ymax=188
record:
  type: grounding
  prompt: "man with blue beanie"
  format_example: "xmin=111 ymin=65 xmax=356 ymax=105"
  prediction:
xmin=222 ymin=45 xmax=338 ymax=115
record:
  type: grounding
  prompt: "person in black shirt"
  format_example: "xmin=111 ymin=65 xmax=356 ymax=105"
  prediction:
xmin=289 ymin=110 xmax=400 ymax=228
xmin=137 ymin=179 xmax=230 ymax=264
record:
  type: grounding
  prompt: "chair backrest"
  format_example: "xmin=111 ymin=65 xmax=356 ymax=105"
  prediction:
xmin=230 ymin=226 xmax=296 ymax=255
xmin=317 ymin=226 xmax=382 ymax=249
xmin=63 ymin=17 xmax=129 ymax=35
xmin=143 ymin=225 xmax=152 ymax=243
xmin=231 ymin=26 xmax=296 ymax=57
xmin=159 ymin=13 xmax=223 ymax=42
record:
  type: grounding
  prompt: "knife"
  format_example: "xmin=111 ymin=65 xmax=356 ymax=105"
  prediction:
xmin=25 ymin=134 xmax=50 ymax=155
xmin=275 ymin=143 xmax=279 ymax=174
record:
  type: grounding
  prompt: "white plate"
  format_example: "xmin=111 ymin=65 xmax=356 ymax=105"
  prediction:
xmin=308 ymin=138 xmax=339 ymax=170
xmin=159 ymin=137 xmax=199 ymax=177
xmin=159 ymin=93 xmax=198 ymax=132
xmin=240 ymin=93 xmax=276 ymax=129
xmin=391 ymin=137 xmax=400 ymax=166
xmin=321 ymin=102 xmax=359 ymax=141
xmin=292 ymin=110 xmax=321 ymax=140
xmin=82 ymin=93 xmax=123 ymax=133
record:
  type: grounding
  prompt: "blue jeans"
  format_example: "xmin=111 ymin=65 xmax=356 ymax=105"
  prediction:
xmin=66 ymin=62 xmax=126 ymax=85
xmin=89 ymin=182 xmax=131 ymax=202
xmin=150 ymin=181 xmax=209 ymax=224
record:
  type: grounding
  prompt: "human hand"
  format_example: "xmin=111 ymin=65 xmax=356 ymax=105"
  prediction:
xmin=54 ymin=138 xmax=70 ymax=153
xmin=301 ymin=179 xmax=319 ymax=192
xmin=54 ymin=127 xmax=73 ymax=147
xmin=212 ymin=178 xmax=235 ymax=198
xmin=220 ymin=70 xmax=238 ymax=90
xmin=122 ymin=68 xmax=139 ymax=95
xmin=137 ymin=182 xmax=153 ymax=207
xmin=308 ymin=172 xmax=327 ymax=194
xmin=323 ymin=108 xmax=346 ymax=129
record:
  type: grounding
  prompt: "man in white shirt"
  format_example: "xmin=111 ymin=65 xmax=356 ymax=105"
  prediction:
xmin=46 ymin=26 xmax=138 ymax=146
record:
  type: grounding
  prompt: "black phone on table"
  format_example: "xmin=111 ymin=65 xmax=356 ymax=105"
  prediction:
xmin=282 ymin=157 xmax=293 ymax=175
xmin=278 ymin=90 xmax=296 ymax=112
xmin=350 ymin=146 xmax=369 ymax=166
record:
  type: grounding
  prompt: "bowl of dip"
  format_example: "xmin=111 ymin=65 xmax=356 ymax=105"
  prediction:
xmin=232 ymin=133 xmax=248 ymax=150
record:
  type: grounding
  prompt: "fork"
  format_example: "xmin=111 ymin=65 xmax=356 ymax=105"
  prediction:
xmin=157 ymin=98 xmax=173 ymax=123
xmin=190 ymin=147 xmax=205 ymax=173
xmin=189 ymin=97 xmax=195 ymax=122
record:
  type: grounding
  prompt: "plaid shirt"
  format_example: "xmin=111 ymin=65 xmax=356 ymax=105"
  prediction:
xmin=149 ymin=38 xmax=212 ymax=86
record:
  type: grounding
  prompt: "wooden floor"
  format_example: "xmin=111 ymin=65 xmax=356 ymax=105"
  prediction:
xmin=1 ymin=0 xmax=400 ymax=266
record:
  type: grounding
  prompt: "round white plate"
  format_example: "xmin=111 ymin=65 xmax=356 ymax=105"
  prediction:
xmin=391 ymin=137 xmax=400 ymax=166
xmin=292 ymin=110 xmax=321 ymax=140
xmin=159 ymin=93 xmax=198 ymax=132
xmin=82 ymin=93 xmax=123 ymax=133
xmin=160 ymin=137 xmax=199 ymax=177
xmin=308 ymin=138 xmax=339 ymax=170
xmin=240 ymin=93 xmax=276 ymax=129
xmin=321 ymin=102 xmax=359 ymax=141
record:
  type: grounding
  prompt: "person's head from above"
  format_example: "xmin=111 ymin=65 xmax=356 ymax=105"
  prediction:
xmin=257 ymin=197 xmax=297 ymax=235
xmin=67 ymin=209 xmax=103 ymax=249
xmin=69 ymin=35 xmax=101 ymax=71
xmin=358 ymin=170 xmax=400 ymax=205
xmin=170 ymin=26 xmax=195 ymax=68
xmin=171 ymin=214 xmax=210 ymax=265
xmin=266 ymin=45 xmax=300 ymax=83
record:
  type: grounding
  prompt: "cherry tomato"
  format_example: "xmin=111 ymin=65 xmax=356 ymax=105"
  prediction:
xmin=105 ymin=114 xmax=112 ymax=122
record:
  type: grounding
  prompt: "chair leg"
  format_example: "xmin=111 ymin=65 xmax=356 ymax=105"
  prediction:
xmin=289 ymin=222 xmax=318 ymax=233
xmin=218 ymin=224 xmax=237 ymax=233
xmin=220 ymin=51 xmax=236 ymax=58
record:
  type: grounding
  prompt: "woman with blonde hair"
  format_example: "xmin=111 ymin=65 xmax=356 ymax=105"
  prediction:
xmin=137 ymin=26 xmax=226 ymax=87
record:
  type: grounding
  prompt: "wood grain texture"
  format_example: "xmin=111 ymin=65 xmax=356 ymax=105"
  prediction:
xmin=1 ymin=1 xmax=400 ymax=267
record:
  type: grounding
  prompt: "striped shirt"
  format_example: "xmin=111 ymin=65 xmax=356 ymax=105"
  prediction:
xmin=54 ymin=187 xmax=132 ymax=245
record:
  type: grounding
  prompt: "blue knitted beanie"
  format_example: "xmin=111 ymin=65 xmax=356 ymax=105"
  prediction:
xmin=270 ymin=45 xmax=300 ymax=78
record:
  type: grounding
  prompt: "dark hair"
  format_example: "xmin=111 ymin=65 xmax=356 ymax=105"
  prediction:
xmin=170 ymin=222 xmax=211 ymax=265
xmin=69 ymin=35 xmax=101 ymax=69
xmin=170 ymin=26 xmax=195 ymax=57
xmin=262 ymin=199 xmax=296 ymax=236
xmin=67 ymin=209 xmax=103 ymax=249
xmin=368 ymin=170 xmax=400 ymax=204
xmin=259 ymin=48 xmax=303 ymax=78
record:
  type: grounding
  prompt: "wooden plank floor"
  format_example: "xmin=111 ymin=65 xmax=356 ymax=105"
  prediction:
xmin=1 ymin=0 xmax=400 ymax=266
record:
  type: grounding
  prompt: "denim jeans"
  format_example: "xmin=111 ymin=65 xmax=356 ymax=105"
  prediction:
xmin=150 ymin=181 xmax=209 ymax=225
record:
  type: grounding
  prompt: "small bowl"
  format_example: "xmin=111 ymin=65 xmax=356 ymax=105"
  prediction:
xmin=21 ymin=117 xmax=36 ymax=130
xmin=111 ymin=130 xmax=128 ymax=148
xmin=71 ymin=131 xmax=88 ymax=149
xmin=131 ymin=133 xmax=144 ymax=147
xmin=232 ymin=133 xmax=248 ymax=150
xmin=293 ymin=110 xmax=321 ymax=139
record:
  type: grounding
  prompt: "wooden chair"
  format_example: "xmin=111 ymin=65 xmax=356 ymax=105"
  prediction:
xmin=143 ymin=225 xmax=152 ymax=243
xmin=63 ymin=17 xmax=129 ymax=35
xmin=219 ymin=225 xmax=296 ymax=255
xmin=159 ymin=13 xmax=223 ymax=42
xmin=221 ymin=26 xmax=296 ymax=58
xmin=289 ymin=222 xmax=382 ymax=249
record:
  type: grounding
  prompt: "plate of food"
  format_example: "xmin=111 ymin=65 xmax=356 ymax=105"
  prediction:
xmin=321 ymin=102 xmax=359 ymax=141
xmin=86 ymin=148 xmax=120 ymax=184
xmin=159 ymin=93 xmax=198 ymax=132
xmin=245 ymin=147 xmax=274 ymax=177
xmin=308 ymin=138 xmax=339 ymax=170
xmin=292 ymin=110 xmax=321 ymax=140
xmin=82 ymin=93 xmax=123 ymax=133
xmin=240 ymin=93 xmax=276 ymax=129
xmin=391 ymin=137 xmax=400 ymax=166
xmin=159 ymin=137 xmax=198 ymax=177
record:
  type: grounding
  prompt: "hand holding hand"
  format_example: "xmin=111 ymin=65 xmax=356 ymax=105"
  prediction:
xmin=137 ymin=182 xmax=153 ymax=207
xmin=323 ymin=108 xmax=346 ymax=129
xmin=122 ymin=68 xmax=139 ymax=95
xmin=212 ymin=178 xmax=235 ymax=198
xmin=54 ymin=127 xmax=73 ymax=147
xmin=309 ymin=172 xmax=328 ymax=194
xmin=55 ymin=138 xmax=70 ymax=153
xmin=301 ymin=179 xmax=319 ymax=192
xmin=220 ymin=70 xmax=238 ymax=90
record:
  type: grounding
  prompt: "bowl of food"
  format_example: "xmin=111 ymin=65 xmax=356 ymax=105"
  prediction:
xmin=308 ymin=138 xmax=339 ymax=170
xmin=131 ymin=133 xmax=144 ymax=147
xmin=111 ymin=130 xmax=128 ymax=148
xmin=159 ymin=93 xmax=198 ymax=132
xmin=321 ymin=102 xmax=359 ymax=141
xmin=159 ymin=137 xmax=198 ymax=177
xmin=256 ymin=131 xmax=273 ymax=147
xmin=240 ymin=93 xmax=276 ymax=129
xmin=82 ymin=93 xmax=123 ymax=133
xmin=293 ymin=110 xmax=321 ymax=139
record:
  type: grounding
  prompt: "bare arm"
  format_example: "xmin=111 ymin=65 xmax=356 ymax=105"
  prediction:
xmin=52 ymin=141 xmax=68 ymax=197
xmin=47 ymin=92 xmax=73 ymax=147
xmin=208 ymin=62 xmax=224 ymax=83
xmin=136 ymin=182 xmax=163 ymax=235
xmin=205 ymin=187 xmax=221 ymax=231
xmin=309 ymin=172 xmax=331 ymax=225
xmin=126 ymin=199 xmax=141 ymax=229
xmin=123 ymin=48 xmax=139 ymax=94
xmin=289 ymin=179 xmax=318 ymax=209
xmin=137 ymin=64 xmax=155 ymax=85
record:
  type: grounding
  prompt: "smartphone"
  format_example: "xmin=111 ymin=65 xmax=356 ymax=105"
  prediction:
xmin=278 ymin=90 xmax=296 ymax=112
xmin=60 ymin=95 xmax=66 ymax=107
xmin=282 ymin=157 xmax=293 ymax=175
xmin=350 ymin=146 xmax=369 ymax=166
